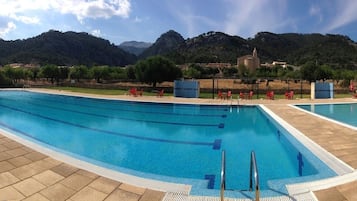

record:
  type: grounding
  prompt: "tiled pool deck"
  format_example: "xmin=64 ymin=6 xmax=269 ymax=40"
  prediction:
xmin=0 ymin=89 xmax=356 ymax=201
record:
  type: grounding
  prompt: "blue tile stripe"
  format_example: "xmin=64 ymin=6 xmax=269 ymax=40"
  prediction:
xmin=27 ymin=95 xmax=228 ymax=118
xmin=0 ymin=104 xmax=222 ymax=149
xmin=212 ymin=139 xmax=222 ymax=150
xmin=0 ymin=99 xmax=222 ymax=128
xmin=204 ymin=174 xmax=215 ymax=189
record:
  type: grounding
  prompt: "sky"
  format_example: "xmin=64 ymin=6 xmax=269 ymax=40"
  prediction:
xmin=1 ymin=0 xmax=357 ymax=45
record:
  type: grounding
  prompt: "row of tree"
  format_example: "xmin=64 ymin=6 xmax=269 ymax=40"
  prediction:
xmin=1 ymin=56 xmax=357 ymax=88
xmin=0 ymin=56 xmax=183 ymax=87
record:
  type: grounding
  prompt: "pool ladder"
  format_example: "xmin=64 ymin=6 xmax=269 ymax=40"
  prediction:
xmin=220 ymin=150 xmax=260 ymax=201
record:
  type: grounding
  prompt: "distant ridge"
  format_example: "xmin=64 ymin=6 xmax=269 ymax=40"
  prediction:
xmin=139 ymin=30 xmax=185 ymax=59
xmin=0 ymin=30 xmax=136 ymax=66
xmin=137 ymin=30 xmax=357 ymax=69
xmin=119 ymin=41 xmax=152 ymax=56
xmin=1 ymin=29 xmax=357 ymax=69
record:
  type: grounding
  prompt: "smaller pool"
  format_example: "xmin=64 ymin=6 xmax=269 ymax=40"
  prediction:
xmin=296 ymin=103 xmax=357 ymax=129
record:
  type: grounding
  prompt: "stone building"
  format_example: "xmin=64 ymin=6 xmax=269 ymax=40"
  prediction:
xmin=237 ymin=48 xmax=260 ymax=73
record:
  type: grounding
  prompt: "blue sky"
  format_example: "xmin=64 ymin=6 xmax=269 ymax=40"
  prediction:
xmin=1 ymin=0 xmax=357 ymax=45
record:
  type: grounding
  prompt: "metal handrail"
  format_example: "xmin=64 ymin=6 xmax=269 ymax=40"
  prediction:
xmin=249 ymin=151 xmax=260 ymax=201
xmin=220 ymin=150 xmax=226 ymax=201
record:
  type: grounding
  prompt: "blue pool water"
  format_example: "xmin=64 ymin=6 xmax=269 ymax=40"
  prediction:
xmin=0 ymin=91 xmax=336 ymax=196
xmin=297 ymin=103 xmax=357 ymax=128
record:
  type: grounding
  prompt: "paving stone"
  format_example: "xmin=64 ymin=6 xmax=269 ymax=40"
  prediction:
xmin=5 ymin=147 xmax=28 ymax=157
xmin=22 ymin=193 xmax=50 ymax=201
xmin=69 ymin=186 xmax=108 ymax=201
xmin=40 ymin=183 xmax=76 ymax=201
xmin=139 ymin=189 xmax=165 ymax=201
xmin=8 ymin=156 xmax=33 ymax=167
xmin=337 ymin=181 xmax=357 ymax=201
xmin=0 ymin=172 xmax=20 ymax=188
xmin=0 ymin=186 xmax=25 ymax=200
xmin=29 ymin=159 xmax=58 ymax=171
xmin=0 ymin=160 xmax=16 ymax=173
xmin=10 ymin=164 xmax=42 ymax=179
xmin=0 ymin=144 xmax=9 ymax=152
xmin=104 ymin=188 xmax=140 ymax=201
xmin=89 ymin=176 xmax=120 ymax=194
xmin=33 ymin=170 xmax=65 ymax=186
xmin=77 ymin=169 xmax=99 ymax=179
xmin=43 ymin=157 xmax=62 ymax=166
xmin=60 ymin=173 xmax=93 ymax=191
xmin=119 ymin=183 xmax=146 ymax=195
xmin=0 ymin=151 xmax=12 ymax=161
xmin=3 ymin=141 xmax=23 ymax=149
xmin=314 ymin=187 xmax=347 ymax=201
xmin=51 ymin=163 xmax=78 ymax=177
xmin=24 ymin=151 xmax=47 ymax=161
xmin=13 ymin=177 xmax=46 ymax=196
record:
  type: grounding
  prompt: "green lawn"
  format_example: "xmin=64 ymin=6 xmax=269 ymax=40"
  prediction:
xmin=48 ymin=86 xmax=126 ymax=95
xmin=46 ymin=86 xmax=352 ymax=99
xmin=47 ymin=86 xmax=160 ymax=96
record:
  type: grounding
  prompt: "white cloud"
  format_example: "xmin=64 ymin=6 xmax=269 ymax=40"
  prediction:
xmin=53 ymin=0 xmax=131 ymax=22
xmin=9 ymin=14 xmax=40 ymax=24
xmin=0 ymin=0 xmax=131 ymax=24
xmin=166 ymin=1 xmax=219 ymax=38
xmin=223 ymin=0 xmax=288 ymax=38
xmin=0 ymin=21 xmax=16 ymax=38
xmin=309 ymin=4 xmax=323 ymax=23
xmin=134 ymin=16 xmax=143 ymax=23
xmin=91 ymin=29 xmax=101 ymax=37
xmin=324 ymin=0 xmax=357 ymax=32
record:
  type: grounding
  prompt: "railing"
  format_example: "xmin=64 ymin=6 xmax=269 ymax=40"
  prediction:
xmin=220 ymin=150 xmax=226 ymax=201
xmin=249 ymin=151 xmax=260 ymax=201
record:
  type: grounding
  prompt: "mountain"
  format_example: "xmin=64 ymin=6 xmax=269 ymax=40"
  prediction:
xmin=119 ymin=41 xmax=152 ymax=56
xmin=249 ymin=32 xmax=357 ymax=67
xmin=170 ymin=31 xmax=252 ymax=64
xmin=0 ymin=30 xmax=137 ymax=66
xmin=2 ymin=29 xmax=357 ymax=69
xmin=138 ymin=30 xmax=357 ymax=69
xmin=139 ymin=30 xmax=185 ymax=59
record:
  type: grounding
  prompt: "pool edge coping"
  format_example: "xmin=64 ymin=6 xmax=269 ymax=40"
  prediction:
xmin=260 ymin=104 xmax=356 ymax=196
xmin=0 ymin=127 xmax=192 ymax=194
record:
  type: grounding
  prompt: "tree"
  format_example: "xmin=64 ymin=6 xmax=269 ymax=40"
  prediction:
xmin=300 ymin=61 xmax=317 ymax=82
xmin=223 ymin=67 xmax=238 ymax=77
xmin=315 ymin=64 xmax=333 ymax=81
xmin=0 ymin=70 xmax=12 ymax=86
xmin=134 ymin=56 xmax=182 ymax=87
xmin=70 ymin=65 xmax=90 ymax=81
xmin=91 ymin=66 xmax=110 ymax=83
xmin=40 ymin=65 xmax=59 ymax=84
xmin=301 ymin=62 xmax=334 ymax=82
xmin=126 ymin=66 xmax=136 ymax=79
xmin=183 ymin=67 xmax=201 ymax=78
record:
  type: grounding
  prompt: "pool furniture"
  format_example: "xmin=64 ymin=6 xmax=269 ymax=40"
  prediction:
xmin=157 ymin=89 xmax=164 ymax=97
xmin=285 ymin=90 xmax=294 ymax=99
xmin=266 ymin=91 xmax=274 ymax=100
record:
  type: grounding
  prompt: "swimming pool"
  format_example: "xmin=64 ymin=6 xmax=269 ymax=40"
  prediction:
xmin=0 ymin=91 xmax=336 ymax=198
xmin=296 ymin=103 xmax=357 ymax=129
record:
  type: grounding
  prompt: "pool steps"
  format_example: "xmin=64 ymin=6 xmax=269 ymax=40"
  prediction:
xmin=220 ymin=150 xmax=260 ymax=201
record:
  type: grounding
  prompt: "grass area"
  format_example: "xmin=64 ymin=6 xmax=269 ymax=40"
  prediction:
xmin=47 ymin=86 xmax=162 ymax=96
xmin=48 ymin=86 xmax=126 ymax=95
xmin=46 ymin=86 xmax=352 ymax=99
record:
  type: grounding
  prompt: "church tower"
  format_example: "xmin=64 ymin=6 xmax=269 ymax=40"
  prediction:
xmin=253 ymin=47 xmax=258 ymax=58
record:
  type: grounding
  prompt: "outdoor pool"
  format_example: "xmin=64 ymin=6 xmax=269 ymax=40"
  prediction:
xmin=0 ymin=91 xmax=336 ymax=198
xmin=296 ymin=103 xmax=357 ymax=129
